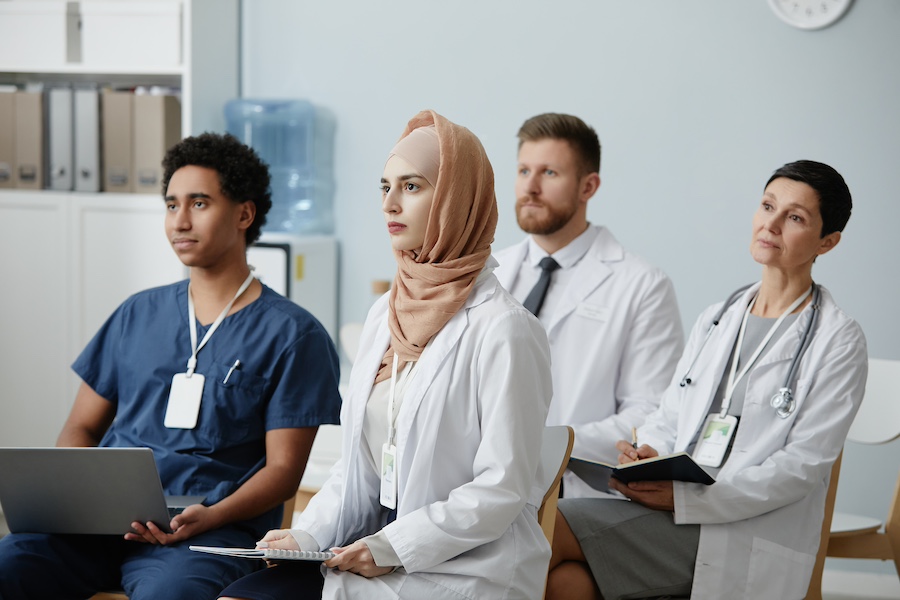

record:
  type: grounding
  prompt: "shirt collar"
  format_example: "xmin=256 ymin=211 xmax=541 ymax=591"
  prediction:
xmin=525 ymin=224 xmax=598 ymax=269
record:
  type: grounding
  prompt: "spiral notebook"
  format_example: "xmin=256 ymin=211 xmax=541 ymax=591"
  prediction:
xmin=189 ymin=545 xmax=335 ymax=561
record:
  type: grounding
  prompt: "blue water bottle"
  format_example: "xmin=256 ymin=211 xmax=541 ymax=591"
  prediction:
xmin=225 ymin=99 xmax=335 ymax=234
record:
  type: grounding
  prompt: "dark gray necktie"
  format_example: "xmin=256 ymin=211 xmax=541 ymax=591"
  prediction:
xmin=522 ymin=257 xmax=560 ymax=317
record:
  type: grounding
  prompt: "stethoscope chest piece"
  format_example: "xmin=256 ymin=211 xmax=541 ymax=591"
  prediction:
xmin=770 ymin=387 xmax=796 ymax=419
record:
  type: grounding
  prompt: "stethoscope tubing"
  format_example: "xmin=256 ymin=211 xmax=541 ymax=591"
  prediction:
xmin=679 ymin=283 xmax=821 ymax=418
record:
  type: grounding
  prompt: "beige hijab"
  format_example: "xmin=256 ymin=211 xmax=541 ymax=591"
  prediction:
xmin=374 ymin=110 xmax=498 ymax=383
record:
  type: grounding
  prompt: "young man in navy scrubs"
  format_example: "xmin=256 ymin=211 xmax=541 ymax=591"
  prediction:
xmin=0 ymin=133 xmax=342 ymax=599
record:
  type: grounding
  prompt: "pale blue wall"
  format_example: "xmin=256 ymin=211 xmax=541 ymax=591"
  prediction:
xmin=240 ymin=0 xmax=900 ymax=574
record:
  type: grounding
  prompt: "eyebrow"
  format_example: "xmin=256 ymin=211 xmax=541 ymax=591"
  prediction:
xmin=763 ymin=192 xmax=813 ymax=214
xmin=163 ymin=192 xmax=213 ymax=202
xmin=381 ymin=173 xmax=425 ymax=183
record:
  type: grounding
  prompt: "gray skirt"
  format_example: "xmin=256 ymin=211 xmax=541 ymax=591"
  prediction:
xmin=558 ymin=498 xmax=700 ymax=600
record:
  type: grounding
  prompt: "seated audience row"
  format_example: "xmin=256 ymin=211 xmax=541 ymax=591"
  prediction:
xmin=0 ymin=110 xmax=866 ymax=600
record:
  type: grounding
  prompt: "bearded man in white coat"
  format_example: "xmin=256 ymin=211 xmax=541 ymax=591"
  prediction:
xmin=494 ymin=113 xmax=684 ymax=498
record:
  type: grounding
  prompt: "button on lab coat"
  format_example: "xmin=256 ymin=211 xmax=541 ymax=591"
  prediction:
xmin=495 ymin=226 xmax=683 ymax=497
xmin=639 ymin=283 xmax=867 ymax=599
xmin=295 ymin=266 xmax=553 ymax=599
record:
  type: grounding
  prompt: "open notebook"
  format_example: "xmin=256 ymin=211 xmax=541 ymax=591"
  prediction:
xmin=568 ymin=452 xmax=715 ymax=494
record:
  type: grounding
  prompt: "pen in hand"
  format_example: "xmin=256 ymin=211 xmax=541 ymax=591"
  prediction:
xmin=631 ymin=427 xmax=639 ymax=454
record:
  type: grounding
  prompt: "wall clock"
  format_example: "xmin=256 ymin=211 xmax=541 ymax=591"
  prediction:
xmin=768 ymin=0 xmax=854 ymax=30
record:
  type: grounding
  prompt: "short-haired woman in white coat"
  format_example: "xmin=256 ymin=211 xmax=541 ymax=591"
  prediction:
xmin=219 ymin=110 xmax=553 ymax=600
xmin=546 ymin=160 xmax=868 ymax=600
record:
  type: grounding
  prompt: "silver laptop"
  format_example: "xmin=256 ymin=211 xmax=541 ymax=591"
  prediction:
xmin=0 ymin=447 xmax=205 ymax=535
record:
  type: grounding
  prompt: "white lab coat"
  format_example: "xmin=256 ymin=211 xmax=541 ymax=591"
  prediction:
xmin=295 ymin=263 xmax=553 ymax=600
xmin=495 ymin=226 xmax=684 ymax=497
xmin=638 ymin=283 xmax=867 ymax=599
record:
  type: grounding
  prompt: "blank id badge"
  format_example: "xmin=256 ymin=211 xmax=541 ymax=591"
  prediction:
xmin=164 ymin=373 xmax=205 ymax=429
xmin=380 ymin=443 xmax=397 ymax=509
xmin=693 ymin=414 xmax=738 ymax=468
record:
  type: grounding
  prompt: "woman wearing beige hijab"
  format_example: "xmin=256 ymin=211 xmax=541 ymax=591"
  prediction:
xmin=219 ymin=110 xmax=553 ymax=599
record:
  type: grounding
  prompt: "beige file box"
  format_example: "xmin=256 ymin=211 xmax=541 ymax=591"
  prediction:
xmin=0 ymin=93 xmax=14 ymax=188
xmin=14 ymin=92 xmax=43 ymax=190
xmin=133 ymin=94 xmax=182 ymax=194
xmin=101 ymin=90 xmax=133 ymax=193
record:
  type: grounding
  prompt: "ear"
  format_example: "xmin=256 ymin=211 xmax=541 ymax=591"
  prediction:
xmin=579 ymin=173 xmax=601 ymax=204
xmin=817 ymin=230 xmax=841 ymax=256
xmin=236 ymin=200 xmax=256 ymax=232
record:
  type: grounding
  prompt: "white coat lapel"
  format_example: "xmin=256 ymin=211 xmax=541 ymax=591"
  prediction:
xmin=545 ymin=229 xmax=619 ymax=333
xmin=674 ymin=289 xmax=755 ymax=450
xmin=393 ymin=277 xmax=496 ymax=445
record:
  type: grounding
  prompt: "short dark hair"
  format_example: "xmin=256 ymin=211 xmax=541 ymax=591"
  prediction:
xmin=162 ymin=132 xmax=272 ymax=245
xmin=765 ymin=160 xmax=852 ymax=237
xmin=517 ymin=113 xmax=601 ymax=176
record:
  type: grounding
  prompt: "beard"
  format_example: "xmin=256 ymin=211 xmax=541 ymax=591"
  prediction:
xmin=515 ymin=196 xmax=579 ymax=235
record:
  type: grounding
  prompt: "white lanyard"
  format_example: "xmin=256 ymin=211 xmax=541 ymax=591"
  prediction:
xmin=185 ymin=272 xmax=255 ymax=376
xmin=386 ymin=353 xmax=400 ymax=446
xmin=720 ymin=286 xmax=811 ymax=417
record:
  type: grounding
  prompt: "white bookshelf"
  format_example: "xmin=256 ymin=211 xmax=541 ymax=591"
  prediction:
xmin=0 ymin=0 xmax=237 ymax=446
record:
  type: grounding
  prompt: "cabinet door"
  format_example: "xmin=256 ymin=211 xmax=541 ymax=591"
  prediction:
xmin=70 ymin=194 xmax=186 ymax=353
xmin=0 ymin=193 xmax=71 ymax=445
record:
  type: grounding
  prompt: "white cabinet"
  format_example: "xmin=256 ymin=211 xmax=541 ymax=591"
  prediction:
xmin=0 ymin=0 xmax=239 ymax=137
xmin=0 ymin=0 xmax=238 ymax=445
xmin=0 ymin=194 xmax=70 ymax=445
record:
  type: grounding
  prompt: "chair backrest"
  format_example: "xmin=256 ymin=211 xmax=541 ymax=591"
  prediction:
xmin=847 ymin=358 xmax=900 ymax=445
xmin=281 ymin=489 xmax=297 ymax=529
xmin=339 ymin=322 xmax=364 ymax=365
xmin=805 ymin=451 xmax=842 ymax=600
xmin=536 ymin=426 xmax=575 ymax=543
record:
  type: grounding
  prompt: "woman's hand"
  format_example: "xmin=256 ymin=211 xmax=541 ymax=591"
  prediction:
xmin=257 ymin=529 xmax=300 ymax=550
xmin=614 ymin=439 xmax=659 ymax=464
xmin=324 ymin=540 xmax=395 ymax=578
xmin=609 ymin=479 xmax=675 ymax=512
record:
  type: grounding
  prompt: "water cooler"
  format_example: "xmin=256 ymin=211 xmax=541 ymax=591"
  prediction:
xmin=225 ymin=98 xmax=335 ymax=235
xmin=227 ymin=99 xmax=338 ymax=340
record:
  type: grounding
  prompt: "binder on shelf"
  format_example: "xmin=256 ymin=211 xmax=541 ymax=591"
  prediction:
xmin=0 ymin=90 xmax=14 ymax=189
xmin=101 ymin=90 xmax=133 ymax=193
xmin=14 ymin=92 xmax=43 ymax=190
xmin=133 ymin=94 xmax=181 ymax=194
xmin=74 ymin=88 xmax=101 ymax=193
xmin=47 ymin=86 xmax=74 ymax=191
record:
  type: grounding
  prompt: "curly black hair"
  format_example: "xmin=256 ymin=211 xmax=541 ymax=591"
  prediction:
xmin=161 ymin=132 xmax=272 ymax=245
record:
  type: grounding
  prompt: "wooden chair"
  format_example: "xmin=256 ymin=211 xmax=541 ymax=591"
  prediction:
xmin=805 ymin=452 xmax=843 ymax=600
xmin=804 ymin=358 xmax=900 ymax=599
xmin=90 ymin=490 xmax=300 ymax=600
xmin=825 ymin=359 xmax=900 ymax=576
xmin=536 ymin=425 xmax=575 ymax=599
xmin=338 ymin=322 xmax=364 ymax=365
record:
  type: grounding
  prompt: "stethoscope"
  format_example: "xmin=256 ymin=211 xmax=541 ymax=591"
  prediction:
xmin=678 ymin=282 xmax=821 ymax=419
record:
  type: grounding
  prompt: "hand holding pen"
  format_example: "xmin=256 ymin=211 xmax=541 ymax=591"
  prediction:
xmin=615 ymin=427 xmax=658 ymax=464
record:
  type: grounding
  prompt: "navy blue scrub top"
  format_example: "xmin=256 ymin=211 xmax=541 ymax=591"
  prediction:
xmin=72 ymin=280 xmax=341 ymax=533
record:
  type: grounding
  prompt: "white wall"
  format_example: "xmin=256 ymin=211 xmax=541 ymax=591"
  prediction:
xmin=241 ymin=0 xmax=900 ymax=574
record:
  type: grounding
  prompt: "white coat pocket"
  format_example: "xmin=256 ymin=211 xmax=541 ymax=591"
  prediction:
xmin=745 ymin=537 xmax=815 ymax=600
